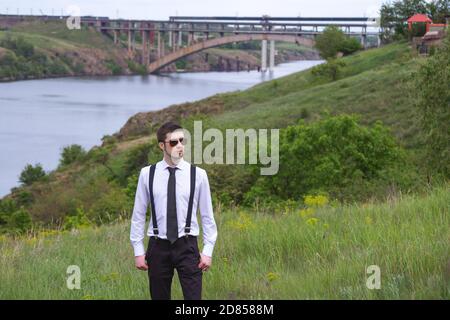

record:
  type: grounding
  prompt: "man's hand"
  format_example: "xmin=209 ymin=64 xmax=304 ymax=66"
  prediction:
xmin=135 ymin=255 xmax=148 ymax=271
xmin=198 ymin=253 xmax=212 ymax=272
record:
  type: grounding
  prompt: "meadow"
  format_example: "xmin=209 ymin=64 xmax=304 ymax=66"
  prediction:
xmin=0 ymin=183 xmax=448 ymax=299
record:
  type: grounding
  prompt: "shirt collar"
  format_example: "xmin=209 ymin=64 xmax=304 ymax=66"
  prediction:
xmin=161 ymin=157 xmax=188 ymax=171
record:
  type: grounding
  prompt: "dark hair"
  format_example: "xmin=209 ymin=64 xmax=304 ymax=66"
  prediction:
xmin=157 ymin=121 xmax=182 ymax=143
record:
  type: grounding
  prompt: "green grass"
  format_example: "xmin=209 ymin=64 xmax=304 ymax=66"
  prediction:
xmin=9 ymin=20 xmax=115 ymax=49
xmin=0 ymin=184 xmax=448 ymax=299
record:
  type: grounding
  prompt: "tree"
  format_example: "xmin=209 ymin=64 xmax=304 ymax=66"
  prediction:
xmin=413 ymin=30 xmax=450 ymax=177
xmin=315 ymin=26 xmax=361 ymax=59
xmin=428 ymin=0 xmax=450 ymax=23
xmin=19 ymin=163 xmax=47 ymax=186
xmin=59 ymin=144 xmax=87 ymax=167
xmin=315 ymin=26 xmax=347 ymax=59
xmin=311 ymin=59 xmax=346 ymax=81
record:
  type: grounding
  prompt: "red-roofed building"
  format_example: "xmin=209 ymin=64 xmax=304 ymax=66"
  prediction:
xmin=407 ymin=14 xmax=433 ymax=32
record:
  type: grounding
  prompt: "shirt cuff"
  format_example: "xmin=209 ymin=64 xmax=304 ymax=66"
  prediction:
xmin=202 ymin=243 xmax=215 ymax=257
xmin=132 ymin=241 xmax=146 ymax=257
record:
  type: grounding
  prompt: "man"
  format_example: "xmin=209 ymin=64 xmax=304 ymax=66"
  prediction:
xmin=130 ymin=121 xmax=218 ymax=300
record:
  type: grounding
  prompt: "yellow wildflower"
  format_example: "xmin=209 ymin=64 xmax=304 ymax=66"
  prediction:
xmin=306 ymin=218 xmax=319 ymax=226
xmin=304 ymin=195 xmax=329 ymax=207
xmin=266 ymin=272 xmax=279 ymax=282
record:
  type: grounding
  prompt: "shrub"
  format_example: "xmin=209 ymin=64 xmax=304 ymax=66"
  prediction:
xmin=311 ymin=59 xmax=346 ymax=81
xmin=244 ymin=115 xmax=404 ymax=203
xmin=119 ymin=142 xmax=152 ymax=186
xmin=127 ymin=60 xmax=147 ymax=75
xmin=8 ymin=208 xmax=32 ymax=234
xmin=63 ymin=206 xmax=92 ymax=230
xmin=59 ymin=144 xmax=87 ymax=167
xmin=315 ymin=26 xmax=361 ymax=59
xmin=19 ymin=163 xmax=47 ymax=186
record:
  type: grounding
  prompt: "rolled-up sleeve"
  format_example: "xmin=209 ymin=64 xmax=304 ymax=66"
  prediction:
xmin=198 ymin=169 xmax=218 ymax=257
xmin=130 ymin=167 xmax=149 ymax=257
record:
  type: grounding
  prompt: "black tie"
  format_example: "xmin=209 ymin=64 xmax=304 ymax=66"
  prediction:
xmin=166 ymin=167 xmax=178 ymax=244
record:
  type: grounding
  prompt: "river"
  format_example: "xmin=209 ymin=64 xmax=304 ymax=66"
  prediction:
xmin=0 ymin=60 xmax=323 ymax=197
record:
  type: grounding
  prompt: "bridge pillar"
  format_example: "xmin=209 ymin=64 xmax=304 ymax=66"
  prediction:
xmin=187 ymin=32 xmax=194 ymax=46
xmin=261 ymin=40 xmax=267 ymax=72
xmin=377 ymin=35 xmax=381 ymax=48
xmin=157 ymin=31 xmax=161 ymax=58
xmin=168 ymin=26 xmax=172 ymax=48
xmin=113 ymin=30 xmax=118 ymax=44
xmin=142 ymin=30 xmax=148 ymax=66
xmin=269 ymin=40 xmax=275 ymax=72
xmin=128 ymin=29 xmax=132 ymax=56
xmin=178 ymin=31 xmax=182 ymax=47
xmin=161 ymin=32 xmax=165 ymax=57
xmin=360 ymin=34 xmax=367 ymax=49
xmin=172 ymin=30 xmax=178 ymax=52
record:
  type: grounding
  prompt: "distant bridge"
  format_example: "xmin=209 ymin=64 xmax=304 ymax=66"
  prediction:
xmin=79 ymin=16 xmax=381 ymax=73
xmin=0 ymin=14 xmax=381 ymax=73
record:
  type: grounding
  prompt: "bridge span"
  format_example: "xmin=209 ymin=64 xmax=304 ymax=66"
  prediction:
xmin=77 ymin=15 xmax=381 ymax=73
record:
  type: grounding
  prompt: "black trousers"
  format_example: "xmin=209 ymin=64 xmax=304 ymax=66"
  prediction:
xmin=145 ymin=235 xmax=203 ymax=300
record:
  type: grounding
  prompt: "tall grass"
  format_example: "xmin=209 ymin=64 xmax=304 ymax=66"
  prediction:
xmin=0 ymin=184 xmax=448 ymax=299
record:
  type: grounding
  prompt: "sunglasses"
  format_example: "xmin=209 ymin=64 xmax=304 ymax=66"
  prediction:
xmin=164 ymin=137 xmax=185 ymax=147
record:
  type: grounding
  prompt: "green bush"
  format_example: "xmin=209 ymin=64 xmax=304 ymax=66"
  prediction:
xmin=59 ymin=144 xmax=87 ymax=167
xmin=244 ymin=115 xmax=404 ymax=204
xmin=19 ymin=163 xmax=47 ymax=186
xmin=8 ymin=208 xmax=32 ymax=234
xmin=0 ymin=198 xmax=33 ymax=234
xmin=315 ymin=26 xmax=361 ymax=59
xmin=340 ymin=37 xmax=362 ymax=55
xmin=119 ymin=142 xmax=152 ymax=186
xmin=311 ymin=59 xmax=346 ymax=81
xmin=127 ymin=60 xmax=147 ymax=75
xmin=63 ymin=206 xmax=92 ymax=230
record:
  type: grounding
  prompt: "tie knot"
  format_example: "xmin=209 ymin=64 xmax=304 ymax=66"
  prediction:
xmin=168 ymin=167 xmax=177 ymax=175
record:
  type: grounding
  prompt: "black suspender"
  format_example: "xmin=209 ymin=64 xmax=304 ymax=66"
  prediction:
xmin=185 ymin=164 xmax=196 ymax=234
xmin=149 ymin=164 xmax=158 ymax=235
xmin=148 ymin=163 xmax=196 ymax=237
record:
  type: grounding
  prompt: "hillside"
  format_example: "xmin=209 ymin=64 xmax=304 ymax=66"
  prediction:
xmin=0 ymin=184 xmax=448 ymax=299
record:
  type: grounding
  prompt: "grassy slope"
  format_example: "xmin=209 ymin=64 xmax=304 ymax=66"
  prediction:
xmin=205 ymin=42 xmax=419 ymax=148
xmin=0 ymin=184 xmax=448 ymax=299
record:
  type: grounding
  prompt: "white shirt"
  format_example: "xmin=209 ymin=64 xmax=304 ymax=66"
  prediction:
xmin=130 ymin=157 xmax=218 ymax=257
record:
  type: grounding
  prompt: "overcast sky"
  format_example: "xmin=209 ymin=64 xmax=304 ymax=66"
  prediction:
xmin=1 ymin=0 xmax=388 ymax=20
